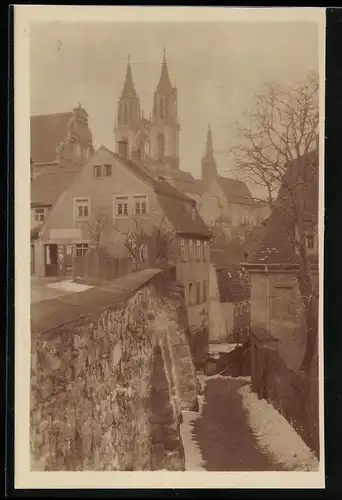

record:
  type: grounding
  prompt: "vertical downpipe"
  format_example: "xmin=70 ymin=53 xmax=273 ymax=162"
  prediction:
xmin=265 ymin=264 xmax=270 ymax=333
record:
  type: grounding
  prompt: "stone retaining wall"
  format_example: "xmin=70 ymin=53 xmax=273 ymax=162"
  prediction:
xmin=30 ymin=268 xmax=199 ymax=471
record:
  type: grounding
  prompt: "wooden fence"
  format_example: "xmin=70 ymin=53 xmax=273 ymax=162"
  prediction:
xmin=72 ymin=251 xmax=147 ymax=283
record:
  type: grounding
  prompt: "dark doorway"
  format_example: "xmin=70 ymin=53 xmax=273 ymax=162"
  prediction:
xmin=44 ymin=244 xmax=58 ymax=277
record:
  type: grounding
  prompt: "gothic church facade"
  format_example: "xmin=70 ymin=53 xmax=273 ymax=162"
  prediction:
xmin=114 ymin=53 xmax=180 ymax=176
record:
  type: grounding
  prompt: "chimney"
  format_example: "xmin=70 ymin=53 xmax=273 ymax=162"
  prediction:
xmin=117 ymin=140 xmax=128 ymax=160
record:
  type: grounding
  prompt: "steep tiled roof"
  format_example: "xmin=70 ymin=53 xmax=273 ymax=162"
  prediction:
xmin=99 ymin=146 xmax=211 ymax=238
xmin=248 ymin=149 xmax=318 ymax=265
xmin=217 ymin=176 xmax=256 ymax=206
xmin=157 ymin=193 xmax=212 ymax=238
xmin=31 ymin=112 xmax=72 ymax=164
xmin=31 ymin=167 xmax=81 ymax=207
xmin=170 ymin=172 xmax=206 ymax=196
xmin=216 ymin=267 xmax=250 ymax=302
xmin=99 ymin=146 xmax=194 ymax=203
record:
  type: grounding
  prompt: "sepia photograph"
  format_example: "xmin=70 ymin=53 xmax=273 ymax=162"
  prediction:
xmin=15 ymin=5 xmax=325 ymax=490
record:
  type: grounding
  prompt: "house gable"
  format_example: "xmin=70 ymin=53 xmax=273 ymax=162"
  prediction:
xmin=40 ymin=146 xmax=158 ymax=245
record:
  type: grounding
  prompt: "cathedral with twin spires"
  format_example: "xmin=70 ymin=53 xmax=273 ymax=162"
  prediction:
xmin=114 ymin=52 xmax=180 ymax=176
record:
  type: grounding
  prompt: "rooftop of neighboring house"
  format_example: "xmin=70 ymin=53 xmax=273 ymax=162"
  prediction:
xmin=156 ymin=193 xmax=212 ymax=238
xmin=31 ymin=112 xmax=73 ymax=165
xmin=31 ymin=166 xmax=82 ymax=208
xmin=216 ymin=175 xmax=256 ymax=206
xmin=215 ymin=266 xmax=250 ymax=303
xmin=169 ymin=171 xmax=207 ymax=196
xmin=246 ymin=149 xmax=319 ymax=266
xmin=30 ymin=105 xmax=93 ymax=165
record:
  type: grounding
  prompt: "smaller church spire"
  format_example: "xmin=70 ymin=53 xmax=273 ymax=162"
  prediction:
xmin=201 ymin=124 xmax=217 ymax=184
xmin=121 ymin=54 xmax=137 ymax=98
xmin=204 ymin=124 xmax=214 ymax=160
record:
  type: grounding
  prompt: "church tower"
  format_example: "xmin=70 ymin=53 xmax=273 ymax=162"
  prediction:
xmin=149 ymin=50 xmax=180 ymax=172
xmin=201 ymin=125 xmax=217 ymax=185
xmin=114 ymin=56 xmax=141 ymax=159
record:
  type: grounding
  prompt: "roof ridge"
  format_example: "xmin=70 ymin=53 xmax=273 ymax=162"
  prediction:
xmin=31 ymin=111 xmax=73 ymax=119
xmin=34 ymin=169 xmax=81 ymax=176
xmin=97 ymin=145 xmax=194 ymax=203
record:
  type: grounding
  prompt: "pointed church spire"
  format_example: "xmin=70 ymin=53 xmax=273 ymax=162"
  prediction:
xmin=202 ymin=124 xmax=217 ymax=183
xmin=121 ymin=54 xmax=137 ymax=98
xmin=156 ymin=47 xmax=172 ymax=92
xmin=204 ymin=124 xmax=214 ymax=160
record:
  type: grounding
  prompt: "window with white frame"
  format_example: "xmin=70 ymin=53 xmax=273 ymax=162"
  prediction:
xmin=34 ymin=207 xmax=45 ymax=222
xmin=196 ymin=240 xmax=201 ymax=262
xmin=133 ymin=195 xmax=147 ymax=216
xmin=94 ymin=164 xmax=102 ymax=178
xmin=104 ymin=164 xmax=112 ymax=177
xmin=204 ymin=241 xmax=209 ymax=261
xmin=75 ymin=243 xmax=89 ymax=257
xmin=188 ymin=239 xmax=194 ymax=261
xmin=75 ymin=198 xmax=90 ymax=219
xmin=114 ymin=196 xmax=128 ymax=217
xmin=184 ymin=239 xmax=189 ymax=262
xmin=180 ymin=238 xmax=186 ymax=262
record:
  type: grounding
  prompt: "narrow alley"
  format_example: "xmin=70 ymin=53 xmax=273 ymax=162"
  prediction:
xmin=180 ymin=375 xmax=319 ymax=472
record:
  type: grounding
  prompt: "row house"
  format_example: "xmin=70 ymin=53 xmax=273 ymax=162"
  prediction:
xmin=30 ymin=104 xmax=94 ymax=275
xmin=243 ymin=148 xmax=319 ymax=370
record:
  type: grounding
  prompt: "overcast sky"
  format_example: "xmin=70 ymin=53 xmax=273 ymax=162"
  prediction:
xmin=30 ymin=21 xmax=318 ymax=192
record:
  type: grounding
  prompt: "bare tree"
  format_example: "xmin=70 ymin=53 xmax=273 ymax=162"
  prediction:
xmin=232 ymin=71 xmax=319 ymax=207
xmin=114 ymin=218 xmax=149 ymax=271
xmin=151 ymin=215 xmax=177 ymax=266
xmin=114 ymin=214 xmax=178 ymax=271
xmin=87 ymin=212 xmax=111 ymax=255
xmin=231 ymin=72 xmax=319 ymax=374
